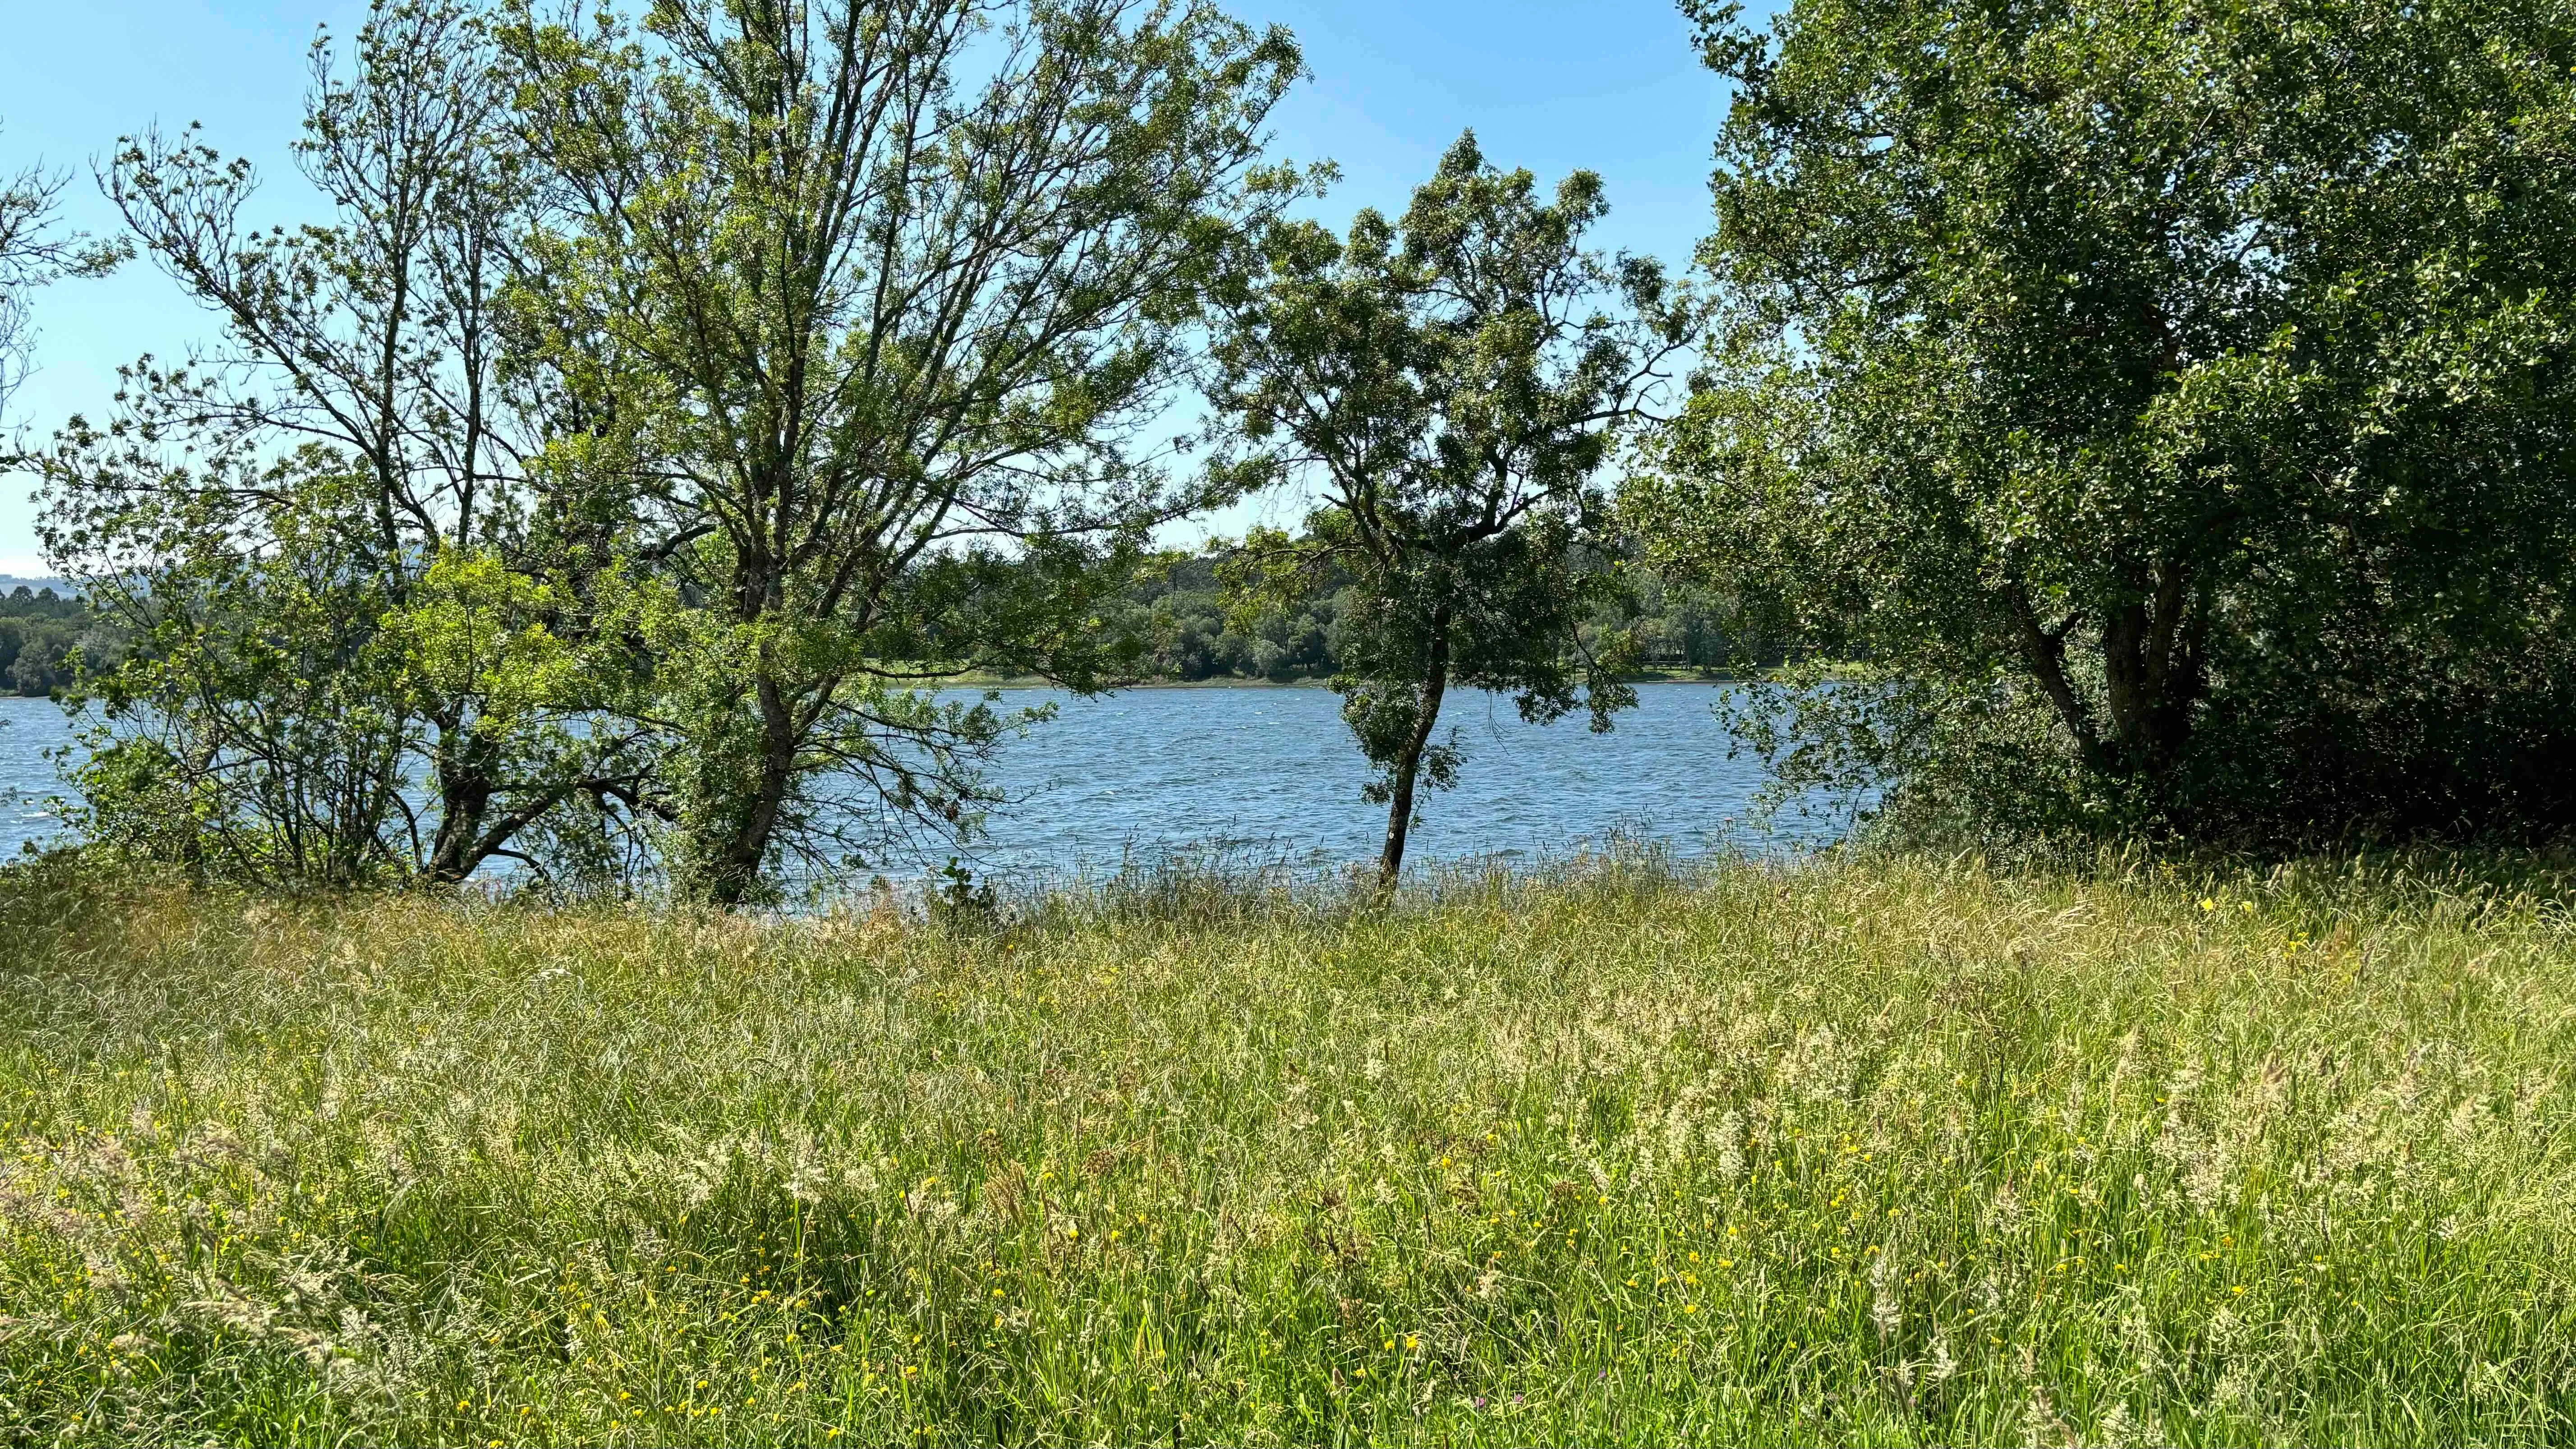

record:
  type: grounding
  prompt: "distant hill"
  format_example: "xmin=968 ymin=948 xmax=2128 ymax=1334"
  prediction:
xmin=0 ymin=577 xmax=72 ymax=597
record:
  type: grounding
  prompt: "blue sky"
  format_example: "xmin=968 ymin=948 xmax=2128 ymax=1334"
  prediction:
xmin=0 ymin=0 xmax=1739 ymax=573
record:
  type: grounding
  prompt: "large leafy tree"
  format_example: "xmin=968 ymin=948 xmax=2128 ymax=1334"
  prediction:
xmin=30 ymin=1 xmax=649 ymax=886
xmin=1631 ymin=0 xmax=2576 ymax=844
xmin=503 ymin=0 xmax=1304 ymax=903
xmin=1208 ymin=134 xmax=1684 ymax=886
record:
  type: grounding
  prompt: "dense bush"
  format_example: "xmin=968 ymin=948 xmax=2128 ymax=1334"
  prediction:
xmin=1635 ymin=0 xmax=2576 ymax=849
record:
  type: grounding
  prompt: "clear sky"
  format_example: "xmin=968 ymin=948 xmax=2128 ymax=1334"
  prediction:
xmin=0 ymin=0 xmax=1739 ymax=574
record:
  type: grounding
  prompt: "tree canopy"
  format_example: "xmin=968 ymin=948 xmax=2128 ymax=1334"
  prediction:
xmin=502 ymin=0 xmax=1304 ymax=902
xmin=30 ymin=3 xmax=649 ymax=887
xmin=1207 ymin=133 xmax=1685 ymax=884
xmin=1631 ymin=0 xmax=2576 ymax=846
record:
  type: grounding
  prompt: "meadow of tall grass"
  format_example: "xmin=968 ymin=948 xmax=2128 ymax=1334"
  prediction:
xmin=1 ymin=849 xmax=2572 ymax=1445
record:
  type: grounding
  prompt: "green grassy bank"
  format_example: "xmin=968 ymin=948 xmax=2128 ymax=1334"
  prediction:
xmin=2 ymin=854 xmax=2572 ymax=1444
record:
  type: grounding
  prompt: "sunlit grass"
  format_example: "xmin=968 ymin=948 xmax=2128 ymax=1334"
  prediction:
xmin=2 ymin=850 xmax=2573 ymax=1444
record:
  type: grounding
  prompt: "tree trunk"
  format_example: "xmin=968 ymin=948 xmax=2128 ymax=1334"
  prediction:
xmin=423 ymin=720 xmax=496 ymax=885
xmin=2100 ymin=555 xmax=2202 ymax=777
xmin=426 ymin=771 xmax=495 ymax=884
xmin=700 ymin=675 xmax=801 ymax=906
xmin=2007 ymin=583 xmax=2105 ymax=773
xmin=1376 ymin=610 xmax=1451 ymax=892
xmin=426 ymin=768 xmax=593 ymax=888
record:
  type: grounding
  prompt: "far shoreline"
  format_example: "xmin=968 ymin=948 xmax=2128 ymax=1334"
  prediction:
xmin=940 ymin=668 xmax=1748 ymax=690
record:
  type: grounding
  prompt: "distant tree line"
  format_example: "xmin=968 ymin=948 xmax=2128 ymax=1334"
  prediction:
xmin=0 ymin=585 xmax=98 ymax=696
xmin=2 ymin=0 xmax=2571 ymax=897
xmin=1109 ymin=546 xmax=1749 ymax=685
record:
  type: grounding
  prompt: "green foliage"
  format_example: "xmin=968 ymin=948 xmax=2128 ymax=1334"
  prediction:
xmin=499 ymin=0 xmax=1309 ymax=903
xmin=1636 ymin=0 xmax=2576 ymax=848
xmin=54 ymin=462 xmax=421 ymax=883
xmin=26 ymin=4 xmax=679 ymax=889
xmin=1116 ymin=550 xmax=1349 ymax=681
xmin=1081 ymin=546 xmax=1745 ymax=684
xmin=15 ymin=0 xmax=1319 ymax=902
xmin=6 ymin=853 xmax=2576 ymax=1442
xmin=0 ymin=585 xmax=101 ymax=696
xmin=1206 ymin=133 xmax=1686 ymax=882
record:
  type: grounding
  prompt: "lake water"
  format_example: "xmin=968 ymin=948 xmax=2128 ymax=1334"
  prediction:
xmin=0 ymin=684 xmax=1840 ymax=879
xmin=0 ymin=696 xmax=71 ymax=861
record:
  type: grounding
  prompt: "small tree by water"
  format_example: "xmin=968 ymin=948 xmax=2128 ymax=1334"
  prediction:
xmin=1205 ymin=133 xmax=1687 ymax=886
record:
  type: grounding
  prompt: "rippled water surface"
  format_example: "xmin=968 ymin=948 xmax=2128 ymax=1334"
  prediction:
xmin=0 ymin=697 xmax=71 ymax=862
xmin=0 ymin=684 xmax=1840 ymax=877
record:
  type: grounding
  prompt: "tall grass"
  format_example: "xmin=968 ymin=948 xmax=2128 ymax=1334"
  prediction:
xmin=2 ymin=850 xmax=2573 ymax=1444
